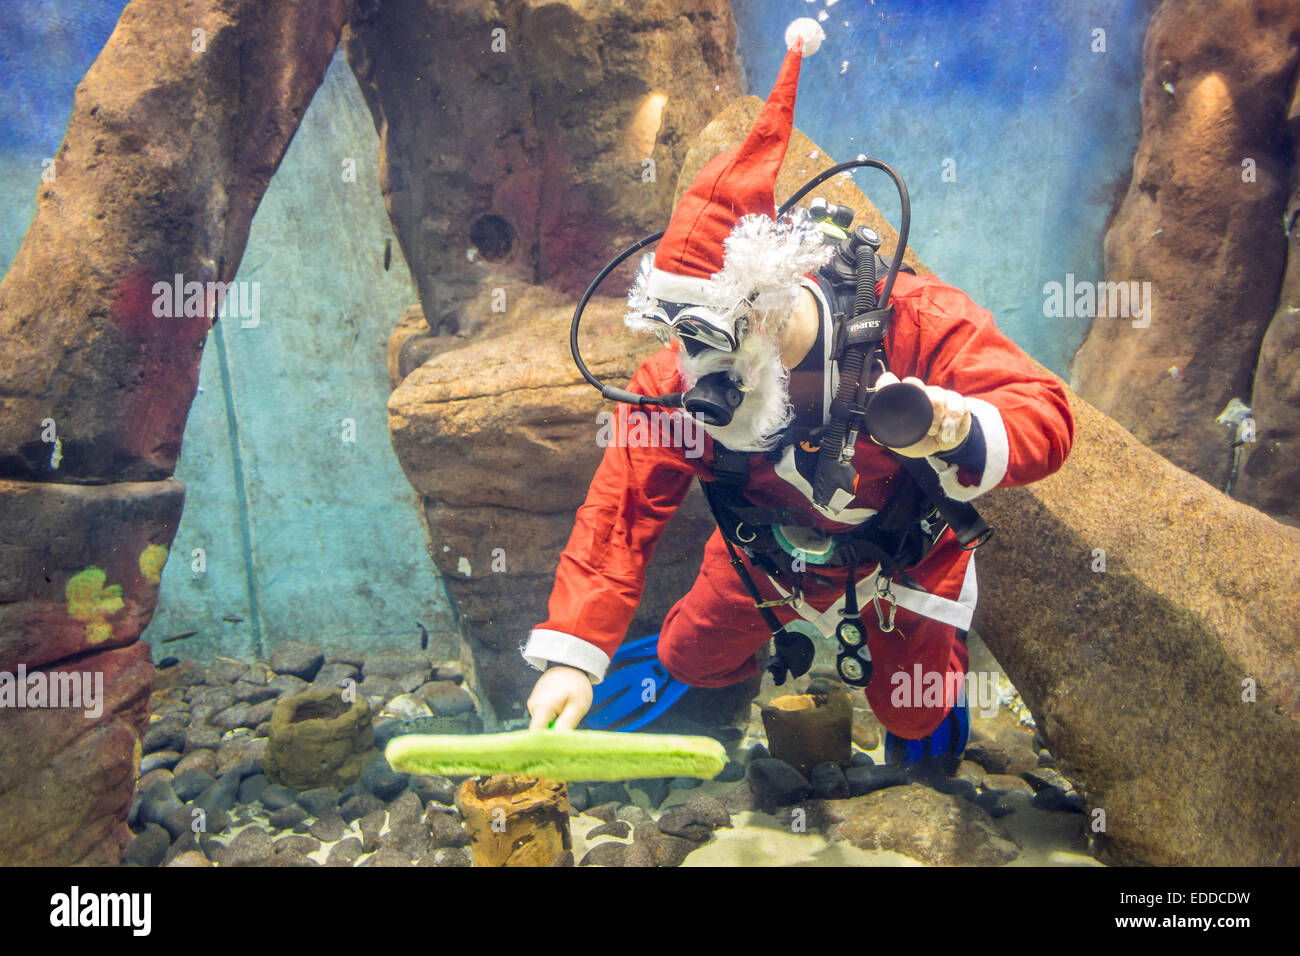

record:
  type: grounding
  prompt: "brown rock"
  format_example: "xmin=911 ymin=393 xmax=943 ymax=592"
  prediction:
xmin=344 ymin=0 xmax=743 ymax=336
xmin=1072 ymin=0 xmax=1300 ymax=494
xmin=0 ymin=641 xmax=151 ymax=865
xmin=172 ymin=749 xmax=218 ymax=778
xmin=326 ymin=837 xmax=364 ymax=867
xmin=974 ymin=370 xmax=1300 ymax=865
xmin=358 ymin=808 xmax=386 ymax=854
xmin=1237 ymin=79 xmax=1300 ymax=522
xmin=760 ymin=689 xmax=853 ymax=779
xmin=0 ymin=0 xmax=355 ymax=484
xmin=622 ymin=842 xmax=656 ymax=867
xmin=0 ymin=479 xmax=184 ymax=670
xmin=578 ymin=842 xmax=628 ymax=867
xmin=818 ymin=784 xmax=1020 ymax=866
xmin=165 ymin=851 xmax=213 ymax=868
xmin=456 ymin=775 xmax=572 ymax=867
xmin=362 ymin=847 xmax=414 ymax=867
xmin=851 ymin=707 xmax=882 ymax=752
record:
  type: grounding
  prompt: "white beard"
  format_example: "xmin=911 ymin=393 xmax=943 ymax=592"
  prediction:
xmin=676 ymin=331 xmax=793 ymax=453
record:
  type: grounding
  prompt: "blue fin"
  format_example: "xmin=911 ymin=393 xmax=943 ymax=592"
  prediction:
xmin=884 ymin=698 xmax=970 ymax=766
xmin=584 ymin=633 xmax=691 ymax=731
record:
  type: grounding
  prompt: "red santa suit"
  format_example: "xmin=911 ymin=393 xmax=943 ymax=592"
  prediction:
xmin=521 ymin=21 xmax=1075 ymax=739
xmin=525 ymin=268 xmax=1074 ymax=738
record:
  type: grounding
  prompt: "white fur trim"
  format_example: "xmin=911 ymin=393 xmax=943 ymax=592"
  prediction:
xmin=523 ymin=628 xmax=609 ymax=681
xmin=926 ymin=397 xmax=1010 ymax=501
xmin=646 ymin=268 xmax=730 ymax=308
xmin=785 ymin=18 xmax=824 ymax=56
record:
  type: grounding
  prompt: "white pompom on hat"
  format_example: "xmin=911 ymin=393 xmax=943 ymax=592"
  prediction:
xmin=785 ymin=17 xmax=825 ymax=57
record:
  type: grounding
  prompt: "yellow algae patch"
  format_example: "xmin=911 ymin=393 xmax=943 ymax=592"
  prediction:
xmin=139 ymin=544 xmax=168 ymax=584
xmin=66 ymin=567 xmax=124 ymax=644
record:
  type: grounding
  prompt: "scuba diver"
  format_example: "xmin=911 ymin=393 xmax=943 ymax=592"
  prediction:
xmin=522 ymin=19 xmax=1074 ymax=766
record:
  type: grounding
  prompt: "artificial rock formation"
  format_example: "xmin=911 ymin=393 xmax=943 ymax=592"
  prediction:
xmin=345 ymin=0 xmax=744 ymax=337
xmin=457 ymin=774 xmax=573 ymax=867
xmin=1072 ymin=0 xmax=1300 ymax=510
xmin=263 ymin=686 xmax=375 ymax=790
xmin=974 ymin=360 xmax=1300 ymax=867
xmin=1236 ymin=78 xmax=1300 ymax=521
xmin=0 ymin=0 xmax=355 ymax=864
xmin=760 ymin=687 xmax=853 ymax=779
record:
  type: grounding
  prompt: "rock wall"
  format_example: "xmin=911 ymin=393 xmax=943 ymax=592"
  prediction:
xmin=975 ymin=361 xmax=1300 ymax=866
xmin=0 ymin=0 xmax=353 ymax=864
xmin=344 ymin=0 xmax=744 ymax=337
xmin=1236 ymin=79 xmax=1300 ymax=519
xmin=1071 ymin=0 xmax=1300 ymax=516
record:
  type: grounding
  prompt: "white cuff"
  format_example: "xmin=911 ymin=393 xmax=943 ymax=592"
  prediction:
xmin=522 ymin=629 xmax=611 ymax=682
xmin=926 ymin=397 xmax=1009 ymax=502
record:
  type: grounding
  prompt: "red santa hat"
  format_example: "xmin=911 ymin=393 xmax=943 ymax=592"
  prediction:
xmin=637 ymin=18 xmax=828 ymax=314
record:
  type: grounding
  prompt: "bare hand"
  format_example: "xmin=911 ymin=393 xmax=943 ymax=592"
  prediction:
xmin=527 ymin=665 xmax=594 ymax=730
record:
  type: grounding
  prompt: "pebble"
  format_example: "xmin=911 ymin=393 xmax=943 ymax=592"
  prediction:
xmin=173 ymin=769 xmax=215 ymax=803
xmin=844 ymin=764 xmax=908 ymax=798
xmin=272 ymin=834 xmax=320 ymax=856
xmin=586 ymin=821 xmax=631 ymax=840
xmin=269 ymin=674 xmax=309 ymax=697
xmin=426 ymin=810 xmax=470 ymax=848
xmin=587 ymin=782 xmax=631 ymax=806
xmin=165 ymin=851 xmax=212 ymax=867
xmin=206 ymin=659 xmax=250 ymax=685
xmin=746 ymin=758 xmax=813 ymax=810
xmin=138 ymin=780 xmax=183 ymax=830
xmin=362 ymin=653 xmax=431 ymax=681
xmin=268 ymin=805 xmax=309 ymax=830
xmin=185 ymin=725 xmax=224 ymax=753
xmin=374 ymin=719 xmax=411 ymax=750
xmin=810 ymin=762 xmax=850 ymax=800
xmin=173 ymin=749 xmax=217 ymax=777
xmin=1032 ymin=788 xmax=1085 ymax=813
xmin=850 ymin=750 xmax=875 ymax=767
xmin=362 ymin=847 xmax=415 ymax=867
xmin=140 ymin=751 xmax=182 ymax=775
xmin=220 ymin=826 xmax=274 ymax=866
xmin=261 ymin=784 xmax=300 ymax=812
xmin=237 ymin=774 xmax=270 ymax=805
xmin=630 ymin=778 xmax=670 ymax=808
xmin=361 ymin=754 xmax=410 ymax=801
xmin=381 ymin=693 xmax=433 ymax=721
xmin=579 ymin=842 xmax=628 ymax=866
xmin=121 ymin=825 xmax=170 ymax=867
xmin=380 ymin=823 xmax=430 ymax=858
xmin=358 ymin=809 xmax=386 ymax=852
xmin=314 ymin=661 xmax=360 ymax=687
xmin=567 ymin=782 xmax=590 ymax=813
xmin=195 ymin=773 xmax=241 ymax=815
xmin=428 ymin=690 xmax=475 ymax=717
xmin=670 ymin=777 xmax=703 ymax=791
xmin=327 ymin=837 xmax=364 ymax=866
xmin=142 ymin=722 xmax=187 ymax=755
xmin=418 ymin=847 xmax=471 ymax=867
xmin=297 ymin=787 xmax=341 ymax=818
xmin=341 ymin=792 xmax=385 ymax=823
xmin=359 ymin=675 xmax=400 ymax=701
xmin=265 ymin=849 xmax=318 ymax=867
xmin=309 ymin=813 xmax=347 ymax=843
xmin=268 ymin=641 xmax=325 ymax=682
xmin=585 ymin=802 xmax=620 ymax=823
xmin=622 ymin=842 xmax=655 ymax=867
xmin=641 ymin=834 xmax=695 ymax=867
xmin=394 ymin=671 xmax=428 ymax=694
xmin=716 ymin=760 xmax=746 ymax=783
xmin=387 ymin=791 xmax=424 ymax=829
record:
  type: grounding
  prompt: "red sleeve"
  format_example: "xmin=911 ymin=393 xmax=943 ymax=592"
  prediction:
xmin=887 ymin=273 xmax=1075 ymax=494
xmin=534 ymin=349 xmax=698 ymax=660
